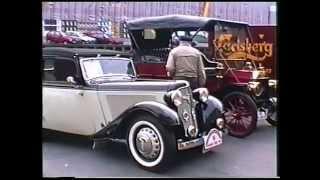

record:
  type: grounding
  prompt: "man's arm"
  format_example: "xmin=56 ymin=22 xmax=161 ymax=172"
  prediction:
xmin=165 ymin=51 xmax=175 ymax=77
xmin=198 ymin=54 xmax=206 ymax=86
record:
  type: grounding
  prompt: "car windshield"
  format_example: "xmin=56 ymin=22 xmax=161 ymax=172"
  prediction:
xmin=60 ymin=32 xmax=70 ymax=37
xmin=213 ymin=23 xmax=254 ymax=70
xmin=81 ymin=58 xmax=136 ymax=81
xmin=190 ymin=31 xmax=208 ymax=43
xmin=77 ymin=32 xmax=86 ymax=37
xmin=66 ymin=32 xmax=79 ymax=37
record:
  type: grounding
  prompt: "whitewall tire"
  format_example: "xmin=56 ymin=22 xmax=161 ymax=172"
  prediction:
xmin=126 ymin=114 xmax=176 ymax=171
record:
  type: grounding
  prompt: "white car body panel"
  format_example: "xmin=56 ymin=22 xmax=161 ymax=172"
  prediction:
xmin=98 ymin=90 xmax=166 ymax=124
xmin=42 ymin=87 xmax=106 ymax=136
xmin=43 ymin=86 xmax=166 ymax=136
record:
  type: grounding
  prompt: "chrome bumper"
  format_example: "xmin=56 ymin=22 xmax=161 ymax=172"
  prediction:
xmin=177 ymin=129 xmax=223 ymax=151
xmin=177 ymin=138 xmax=204 ymax=151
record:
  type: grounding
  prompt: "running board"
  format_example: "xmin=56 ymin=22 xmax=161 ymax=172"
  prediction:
xmin=92 ymin=137 xmax=126 ymax=150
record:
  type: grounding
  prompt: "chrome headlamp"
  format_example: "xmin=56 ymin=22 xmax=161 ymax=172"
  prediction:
xmin=248 ymin=81 xmax=260 ymax=89
xmin=193 ymin=88 xmax=209 ymax=103
xmin=199 ymin=88 xmax=209 ymax=102
xmin=268 ymin=79 xmax=277 ymax=88
xmin=248 ymin=81 xmax=264 ymax=96
xmin=216 ymin=118 xmax=224 ymax=129
xmin=187 ymin=125 xmax=198 ymax=137
xmin=171 ymin=90 xmax=183 ymax=106
xmin=252 ymin=70 xmax=260 ymax=79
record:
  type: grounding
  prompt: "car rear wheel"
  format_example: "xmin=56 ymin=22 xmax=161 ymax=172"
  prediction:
xmin=223 ymin=92 xmax=257 ymax=138
xmin=126 ymin=114 xmax=176 ymax=172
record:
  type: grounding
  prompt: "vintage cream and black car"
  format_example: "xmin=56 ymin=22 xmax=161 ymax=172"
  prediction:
xmin=42 ymin=47 xmax=224 ymax=171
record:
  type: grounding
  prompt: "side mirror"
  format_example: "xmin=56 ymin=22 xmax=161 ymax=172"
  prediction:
xmin=66 ymin=76 xmax=77 ymax=85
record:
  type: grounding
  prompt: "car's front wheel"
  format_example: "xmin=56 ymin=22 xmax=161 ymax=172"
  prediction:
xmin=223 ymin=92 xmax=258 ymax=138
xmin=126 ymin=114 xmax=176 ymax=172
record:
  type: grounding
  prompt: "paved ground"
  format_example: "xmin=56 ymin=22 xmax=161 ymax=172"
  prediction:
xmin=42 ymin=120 xmax=278 ymax=178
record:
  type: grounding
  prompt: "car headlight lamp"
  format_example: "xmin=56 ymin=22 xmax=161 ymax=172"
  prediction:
xmin=216 ymin=118 xmax=224 ymax=129
xmin=192 ymin=88 xmax=209 ymax=103
xmin=187 ymin=125 xmax=198 ymax=137
xmin=248 ymin=81 xmax=260 ymax=89
xmin=252 ymin=70 xmax=260 ymax=79
xmin=171 ymin=90 xmax=183 ymax=106
xmin=199 ymin=88 xmax=209 ymax=102
xmin=268 ymin=79 xmax=277 ymax=88
xmin=248 ymin=81 xmax=264 ymax=96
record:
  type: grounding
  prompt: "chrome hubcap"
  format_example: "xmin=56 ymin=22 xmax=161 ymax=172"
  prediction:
xmin=135 ymin=127 xmax=161 ymax=160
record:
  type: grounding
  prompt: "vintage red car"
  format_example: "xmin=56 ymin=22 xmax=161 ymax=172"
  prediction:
xmin=83 ymin=31 xmax=112 ymax=44
xmin=84 ymin=31 xmax=125 ymax=45
xmin=46 ymin=31 xmax=81 ymax=44
xmin=126 ymin=15 xmax=277 ymax=138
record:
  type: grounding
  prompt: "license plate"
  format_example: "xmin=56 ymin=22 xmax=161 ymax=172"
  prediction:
xmin=202 ymin=128 xmax=222 ymax=153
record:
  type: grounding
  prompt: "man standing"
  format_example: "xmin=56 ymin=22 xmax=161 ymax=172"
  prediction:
xmin=166 ymin=36 xmax=206 ymax=90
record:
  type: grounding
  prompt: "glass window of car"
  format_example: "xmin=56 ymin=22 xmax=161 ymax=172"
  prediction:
xmin=81 ymin=58 xmax=135 ymax=80
xmin=44 ymin=26 xmax=56 ymax=31
xmin=214 ymin=23 xmax=249 ymax=45
xmin=43 ymin=57 xmax=77 ymax=84
xmin=214 ymin=23 xmax=250 ymax=69
xmin=190 ymin=31 xmax=208 ymax=43
xmin=68 ymin=31 xmax=81 ymax=37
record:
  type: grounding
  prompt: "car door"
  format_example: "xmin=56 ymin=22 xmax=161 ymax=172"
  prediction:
xmin=42 ymin=56 xmax=106 ymax=136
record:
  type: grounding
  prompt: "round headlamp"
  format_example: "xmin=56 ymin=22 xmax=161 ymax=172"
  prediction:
xmin=268 ymin=79 xmax=277 ymax=88
xmin=199 ymin=88 xmax=209 ymax=102
xmin=193 ymin=88 xmax=209 ymax=103
xmin=216 ymin=118 xmax=224 ymax=129
xmin=252 ymin=70 xmax=260 ymax=79
xmin=187 ymin=125 xmax=197 ymax=137
xmin=248 ymin=81 xmax=260 ymax=89
xmin=248 ymin=81 xmax=264 ymax=96
xmin=171 ymin=90 xmax=183 ymax=106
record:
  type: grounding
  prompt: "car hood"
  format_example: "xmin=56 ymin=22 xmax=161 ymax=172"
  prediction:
xmin=96 ymin=79 xmax=188 ymax=92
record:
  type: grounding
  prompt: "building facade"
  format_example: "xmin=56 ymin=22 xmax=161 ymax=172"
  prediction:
xmin=42 ymin=2 xmax=277 ymax=25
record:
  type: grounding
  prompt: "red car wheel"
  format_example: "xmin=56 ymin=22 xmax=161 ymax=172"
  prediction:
xmin=222 ymin=92 xmax=257 ymax=138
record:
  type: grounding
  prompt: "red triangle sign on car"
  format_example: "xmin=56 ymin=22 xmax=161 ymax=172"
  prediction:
xmin=206 ymin=133 xmax=216 ymax=147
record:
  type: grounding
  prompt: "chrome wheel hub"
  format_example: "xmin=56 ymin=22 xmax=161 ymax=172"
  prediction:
xmin=135 ymin=127 xmax=161 ymax=160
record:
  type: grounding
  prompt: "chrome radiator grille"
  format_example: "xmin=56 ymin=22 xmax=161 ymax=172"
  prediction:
xmin=177 ymin=87 xmax=198 ymax=137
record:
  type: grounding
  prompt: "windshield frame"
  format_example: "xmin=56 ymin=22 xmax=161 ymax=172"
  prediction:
xmin=212 ymin=22 xmax=257 ymax=70
xmin=79 ymin=57 xmax=137 ymax=81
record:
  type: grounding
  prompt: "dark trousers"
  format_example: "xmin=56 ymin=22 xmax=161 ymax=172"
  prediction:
xmin=173 ymin=76 xmax=200 ymax=90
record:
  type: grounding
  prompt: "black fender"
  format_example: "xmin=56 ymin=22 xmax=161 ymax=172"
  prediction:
xmin=93 ymin=101 xmax=180 ymax=139
xmin=217 ymin=84 xmax=249 ymax=98
xmin=196 ymin=95 xmax=224 ymax=132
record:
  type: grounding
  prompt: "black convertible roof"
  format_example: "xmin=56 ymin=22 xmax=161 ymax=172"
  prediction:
xmin=126 ymin=15 xmax=249 ymax=30
xmin=43 ymin=47 xmax=132 ymax=58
